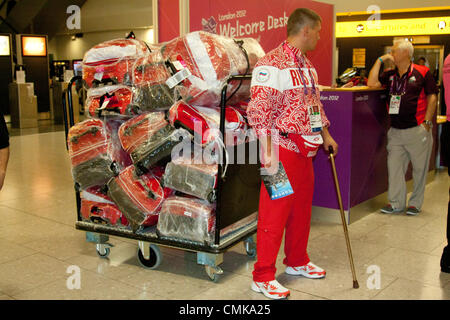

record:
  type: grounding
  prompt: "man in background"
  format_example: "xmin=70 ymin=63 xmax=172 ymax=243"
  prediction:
xmin=0 ymin=109 xmax=10 ymax=191
xmin=367 ymin=39 xmax=438 ymax=216
xmin=441 ymin=53 xmax=450 ymax=273
xmin=417 ymin=56 xmax=429 ymax=68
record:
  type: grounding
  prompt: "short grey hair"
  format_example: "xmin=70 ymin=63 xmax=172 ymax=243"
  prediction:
xmin=287 ymin=8 xmax=322 ymax=37
xmin=393 ymin=39 xmax=414 ymax=59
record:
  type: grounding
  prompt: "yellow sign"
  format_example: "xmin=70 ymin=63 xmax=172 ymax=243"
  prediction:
xmin=352 ymin=48 xmax=366 ymax=68
xmin=336 ymin=16 xmax=450 ymax=38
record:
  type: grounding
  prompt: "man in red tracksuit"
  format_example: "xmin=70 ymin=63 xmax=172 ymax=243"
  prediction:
xmin=247 ymin=8 xmax=338 ymax=300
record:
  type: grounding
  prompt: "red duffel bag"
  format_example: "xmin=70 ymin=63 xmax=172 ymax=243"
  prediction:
xmin=80 ymin=187 xmax=129 ymax=227
xmin=68 ymin=119 xmax=120 ymax=189
xmin=82 ymin=38 xmax=151 ymax=88
xmin=118 ymin=112 xmax=191 ymax=173
xmin=167 ymin=101 xmax=247 ymax=146
xmin=132 ymin=50 xmax=176 ymax=111
xmin=107 ymin=165 xmax=165 ymax=231
xmin=86 ymin=85 xmax=138 ymax=117
xmin=160 ymin=31 xmax=265 ymax=106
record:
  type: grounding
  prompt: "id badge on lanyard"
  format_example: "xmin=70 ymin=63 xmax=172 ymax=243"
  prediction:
xmin=309 ymin=105 xmax=322 ymax=132
xmin=389 ymin=95 xmax=401 ymax=114
xmin=284 ymin=42 xmax=322 ymax=132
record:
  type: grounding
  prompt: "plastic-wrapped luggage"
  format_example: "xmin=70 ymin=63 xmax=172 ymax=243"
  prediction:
xmin=167 ymin=101 xmax=247 ymax=146
xmin=86 ymin=85 xmax=138 ymax=117
xmin=163 ymin=157 xmax=218 ymax=202
xmin=132 ymin=50 xmax=176 ymax=111
xmin=82 ymin=38 xmax=151 ymax=88
xmin=157 ymin=196 xmax=216 ymax=244
xmin=80 ymin=187 xmax=129 ymax=227
xmin=107 ymin=165 xmax=165 ymax=231
xmin=68 ymin=118 xmax=120 ymax=189
xmin=160 ymin=31 xmax=265 ymax=106
xmin=150 ymin=165 xmax=177 ymax=199
xmin=104 ymin=118 xmax=133 ymax=168
xmin=118 ymin=112 xmax=192 ymax=173
xmin=118 ymin=111 xmax=167 ymax=159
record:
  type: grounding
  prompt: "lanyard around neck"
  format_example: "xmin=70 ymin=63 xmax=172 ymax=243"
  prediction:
xmin=390 ymin=64 xmax=413 ymax=95
xmin=283 ymin=42 xmax=316 ymax=95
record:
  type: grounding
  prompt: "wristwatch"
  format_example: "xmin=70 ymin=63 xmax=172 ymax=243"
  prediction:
xmin=424 ymin=120 xmax=433 ymax=129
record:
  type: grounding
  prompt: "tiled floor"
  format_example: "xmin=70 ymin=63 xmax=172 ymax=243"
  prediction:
xmin=0 ymin=129 xmax=449 ymax=300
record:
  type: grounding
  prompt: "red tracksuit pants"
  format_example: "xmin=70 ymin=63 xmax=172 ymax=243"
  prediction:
xmin=252 ymin=135 xmax=314 ymax=282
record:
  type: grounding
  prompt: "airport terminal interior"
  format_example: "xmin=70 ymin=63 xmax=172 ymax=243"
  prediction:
xmin=0 ymin=0 xmax=449 ymax=300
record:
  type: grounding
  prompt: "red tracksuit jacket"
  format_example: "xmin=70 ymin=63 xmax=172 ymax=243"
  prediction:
xmin=247 ymin=41 xmax=330 ymax=153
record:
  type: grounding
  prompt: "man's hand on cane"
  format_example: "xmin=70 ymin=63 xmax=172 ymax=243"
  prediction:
xmin=321 ymin=127 xmax=338 ymax=158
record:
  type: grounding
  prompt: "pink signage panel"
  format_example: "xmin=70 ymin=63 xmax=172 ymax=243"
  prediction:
xmin=189 ymin=0 xmax=334 ymax=85
xmin=158 ymin=0 xmax=180 ymax=43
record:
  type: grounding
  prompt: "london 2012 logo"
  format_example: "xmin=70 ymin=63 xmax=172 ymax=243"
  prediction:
xmin=202 ymin=16 xmax=218 ymax=34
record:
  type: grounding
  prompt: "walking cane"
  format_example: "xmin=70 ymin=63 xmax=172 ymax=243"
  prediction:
xmin=328 ymin=146 xmax=359 ymax=289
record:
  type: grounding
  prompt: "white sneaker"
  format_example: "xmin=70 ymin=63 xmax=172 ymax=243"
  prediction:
xmin=285 ymin=262 xmax=326 ymax=279
xmin=251 ymin=280 xmax=290 ymax=300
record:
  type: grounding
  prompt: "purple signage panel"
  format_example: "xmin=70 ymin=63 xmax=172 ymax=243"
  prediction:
xmin=312 ymin=91 xmax=353 ymax=210
xmin=312 ymin=90 xmax=389 ymax=211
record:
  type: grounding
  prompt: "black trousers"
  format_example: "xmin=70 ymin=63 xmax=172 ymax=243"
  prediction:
xmin=440 ymin=121 xmax=450 ymax=245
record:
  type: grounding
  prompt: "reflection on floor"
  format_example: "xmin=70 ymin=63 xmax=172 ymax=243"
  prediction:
xmin=0 ymin=128 xmax=449 ymax=300
xmin=6 ymin=118 xmax=83 ymax=137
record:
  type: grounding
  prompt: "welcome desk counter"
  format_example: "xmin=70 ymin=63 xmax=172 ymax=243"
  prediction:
xmin=311 ymin=87 xmax=438 ymax=224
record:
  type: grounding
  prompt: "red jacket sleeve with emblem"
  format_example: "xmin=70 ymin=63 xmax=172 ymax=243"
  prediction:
xmin=247 ymin=65 xmax=281 ymax=137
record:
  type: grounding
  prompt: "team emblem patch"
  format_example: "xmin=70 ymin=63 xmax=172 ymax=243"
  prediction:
xmin=256 ymin=68 xmax=270 ymax=83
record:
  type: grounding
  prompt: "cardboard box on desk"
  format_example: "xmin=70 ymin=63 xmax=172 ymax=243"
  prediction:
xmin=8 ymin=82 xmax=38 ymax=129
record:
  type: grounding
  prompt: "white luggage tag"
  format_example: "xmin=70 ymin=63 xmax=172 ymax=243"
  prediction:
xmin=165 ymin=58 xmax=192 ymax=89
xmin=166 ymin=68 xmax=192 ymax=89
xmin=94 ymin=71 xmax=104 ymax=82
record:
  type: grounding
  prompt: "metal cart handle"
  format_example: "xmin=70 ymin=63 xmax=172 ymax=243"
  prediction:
xmin=218 ymin=75 xmax=252 ymax=179
xmin=62 ymin=76 xmax=82 ymax=149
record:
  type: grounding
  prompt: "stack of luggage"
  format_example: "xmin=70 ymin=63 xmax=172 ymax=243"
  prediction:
xmin=67 ymin=30 xmax=265 ymax=243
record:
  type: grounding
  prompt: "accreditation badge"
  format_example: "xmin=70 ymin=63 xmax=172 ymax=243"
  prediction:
xmin=308 ymin=105 xmax=322 ymax=132
xmin=389 ymin=95 xmax=401 ymax=115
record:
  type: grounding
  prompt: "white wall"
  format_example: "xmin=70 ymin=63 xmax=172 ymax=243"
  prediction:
xmin=49 ymin=29 xmax=154 ymax=61
xmin=319 ymin=0 xmax=449 ymax=13
xmin=49 ymin=0 xmax=154 ymax=61
xmin=79 ymin=0 xmax=153 ymax=33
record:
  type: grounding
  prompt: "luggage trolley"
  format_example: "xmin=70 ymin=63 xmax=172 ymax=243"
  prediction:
xmin=62 ymin=75 xmax=261 ymax=282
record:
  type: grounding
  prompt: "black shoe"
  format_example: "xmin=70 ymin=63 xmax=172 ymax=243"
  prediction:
xmin=440 ymin=245 xmax=450 ymax=273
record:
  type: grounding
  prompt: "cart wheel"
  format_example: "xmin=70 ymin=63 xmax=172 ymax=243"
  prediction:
xmin=96 ymin=245 xmax=110 ymax=258
xmin=137 ymin=244 xmax=162 ymax=270
xmin=205 ymin=265 xmax=223 ymax=282
xmin=244 ymin=239 xmax=257 ymax=258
